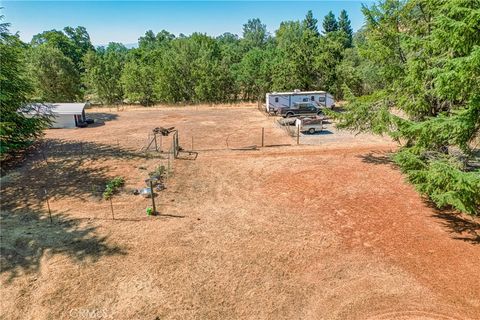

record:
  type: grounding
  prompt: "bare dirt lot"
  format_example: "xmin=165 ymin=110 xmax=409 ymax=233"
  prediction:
xmin=1 ymin=104 xmax=479 ymax=320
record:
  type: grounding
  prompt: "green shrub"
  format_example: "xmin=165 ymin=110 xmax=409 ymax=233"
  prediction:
xmin=394 ymin=150 xmax=480 ymax=215
xmin=146 ymin=207 xmax=153 ymax=216
xmin=103 ymin=177 xmax=125 ymax=200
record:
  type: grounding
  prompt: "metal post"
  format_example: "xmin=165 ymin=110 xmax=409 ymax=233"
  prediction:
xmin=145 ymin=134 xmax=155 ymax=151
xmin=173 ymin=135 xmax=176 ymax=158
xmin=159 ymin=134 xmax=162 ymax=153
xmin=45 ymin=189 xmax=52 ymax=224
xmin=174 ymin=134 xmax=177 ymax=158
xmin=167 ymin=151 xmax=171 ymax=179
xmin=297 ymin=125 xmax=300 ymax=145
xmin=149 ymin=180 xmax=156 ymax=215
xmin=110 ymin=197 xmax=114 ymax=220
xmin=154 ymin=133 xmax=158 ymax=152
xmin=261 ymin=128 xmax=264 ymax=147
xmin=174 ymin=132 xmax=179 ymax=158
xmin=176 ymin=133 xmax=179 ymax=156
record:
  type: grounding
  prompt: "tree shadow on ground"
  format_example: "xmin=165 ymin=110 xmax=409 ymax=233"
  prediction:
xmin=2 ymin=139 xmax=145 ymax=210
xmin=0 ymin=139 xmax=139 ymax=280
xmin=0 ymin=208 xmax=125 ymax=282
xmin=429 ymin=205 xmax=480 ymax=245
xmin=1 ymin=143 xmax=39 ymax=174
xmin=304 ymin=130 xmax=334 ymax=136
xmin=86 ymin=112 xmax=118 ymax=123
xmin=85 ymin=121 xmax=106 ymax=128
xmin=81 ymin=112 xmax=119 ymax=128
xmin=1 ymin=158 xmax=109 ymax=209
xmin=357 ymin=151 xmax=396 ymax=167
xmin=42 ymin=138 xmax=142 ymax=159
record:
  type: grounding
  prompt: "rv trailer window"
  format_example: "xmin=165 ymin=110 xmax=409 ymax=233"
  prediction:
xmin=319 ymin=96 xmax=326 ymax=102
xmin=302 ymin=98 xmax=308 ymax=102
xmin=311 ymin=96 xmax=315 ymax=101
xmin=275 ymin=97 xmax=279 ymax=103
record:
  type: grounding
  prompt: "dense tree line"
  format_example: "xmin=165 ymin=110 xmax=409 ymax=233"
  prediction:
xmin=1 ymin=1 xmax=478 ymax=214
xmin=13 ymin=9 xmax=354 ymax=105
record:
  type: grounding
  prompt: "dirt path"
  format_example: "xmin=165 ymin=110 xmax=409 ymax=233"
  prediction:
xmin=1 ymin=106 xmax=478 ymax=320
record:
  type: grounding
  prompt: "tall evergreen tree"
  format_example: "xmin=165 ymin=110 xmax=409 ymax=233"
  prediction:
xmin=337 ymin=0 xmax=480 ymax=214
xmin=303 ymin=10 xmax=319 ymax=36
xmin=242 ymin=18 xmax=268 ymax=49
xmin=338 ymin=10 xmax=353 ymax=47
xmin=322 ymin=11 xmax=339 ymax=34
xmin=0 ymin=17 xmax=51 ymax=159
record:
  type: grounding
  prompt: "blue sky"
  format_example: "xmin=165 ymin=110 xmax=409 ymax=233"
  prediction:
xmin=3 ymin=1 xmax=373 ymax=45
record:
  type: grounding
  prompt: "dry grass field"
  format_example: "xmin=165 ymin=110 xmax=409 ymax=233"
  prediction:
xmin=1 ymin=104 xmax=479 ymax=320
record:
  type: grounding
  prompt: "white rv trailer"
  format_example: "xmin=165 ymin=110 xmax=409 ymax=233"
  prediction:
xmin=266 ymin=90 xmax=335 ymax=112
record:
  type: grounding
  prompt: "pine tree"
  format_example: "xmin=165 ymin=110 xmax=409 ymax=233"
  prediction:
xmin=0 ymin=17 xmax=51 ymax=159
xmin=242 ymin=18 xmax=268 ymax=49
xmin=336 ymin=0 xmax=480 ymax=215
xmin=303 ymin=10 xmax=319 ymax=36
xmin=322 ymin=11 xmax=338 ymax=34
xmin=338 ymin=10 xmax=353 ymax=48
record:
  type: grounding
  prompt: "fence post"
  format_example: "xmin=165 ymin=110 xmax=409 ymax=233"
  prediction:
xmin=149 ymin=180 xmax=157 ymax=215
xmin=261 ymin=127 xmax=265 ymax=147
xmin=297 ymin=125 xmax=300 ymax=145
xmin=174 ymin=132 xmax=179 ymax=158
xmin=167 ymin=150 xmax=171 ymax=179
xmin=110 ymin=197 xmax=115 ymax=220
xmin=44 ymin=189 xmax=52 ymax=224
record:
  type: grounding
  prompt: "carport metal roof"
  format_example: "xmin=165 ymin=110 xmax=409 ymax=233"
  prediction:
xmin=23 ymin=103 xmax=86 ymax=115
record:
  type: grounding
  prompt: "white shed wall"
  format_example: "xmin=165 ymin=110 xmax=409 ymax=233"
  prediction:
xmin=52 ymin=114 xmax=76 ymax=128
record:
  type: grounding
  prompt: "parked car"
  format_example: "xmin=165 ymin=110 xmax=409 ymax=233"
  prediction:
xmin=278 ymin=102 xmax=324 ymax=118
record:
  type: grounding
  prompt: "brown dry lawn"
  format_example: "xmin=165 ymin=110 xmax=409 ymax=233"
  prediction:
xmin=1 ymin=104 xmax=479 ymax=320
